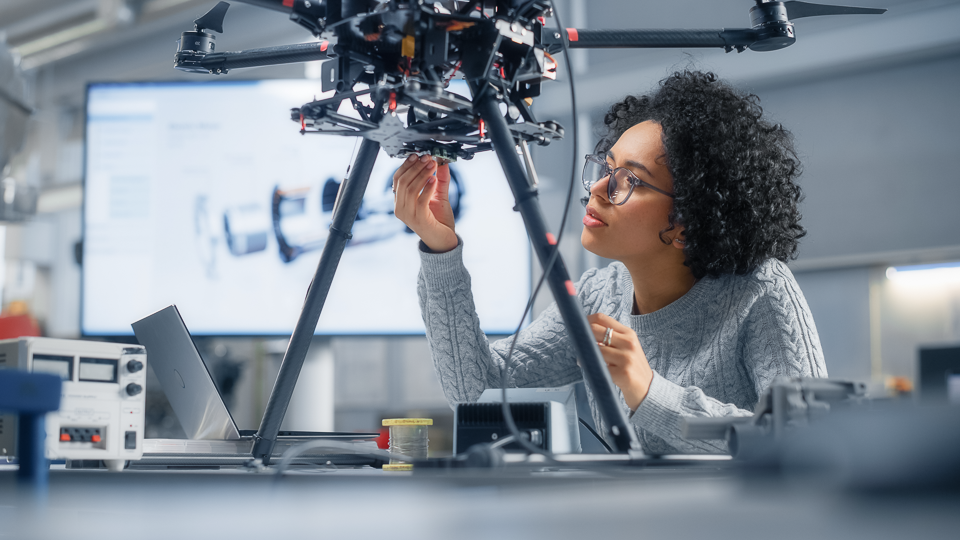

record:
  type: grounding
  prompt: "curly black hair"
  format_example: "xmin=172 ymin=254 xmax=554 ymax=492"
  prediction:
xmin=596 ymin=70 xmax=805 ymax=279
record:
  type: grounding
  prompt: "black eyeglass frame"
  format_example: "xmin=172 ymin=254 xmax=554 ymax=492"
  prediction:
xmin=582 ymin=153 xmax=675 ymax=205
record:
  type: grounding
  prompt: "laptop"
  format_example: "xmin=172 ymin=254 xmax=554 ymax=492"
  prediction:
xmin=129 ymin=305 xmax=378 ymax=467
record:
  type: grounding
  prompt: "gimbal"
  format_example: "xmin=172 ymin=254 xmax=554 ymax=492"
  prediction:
xmin=172 ymin=0 xmax=884 ymax=462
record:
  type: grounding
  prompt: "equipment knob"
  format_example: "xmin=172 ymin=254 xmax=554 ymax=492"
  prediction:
xmin=125 ymin=383 xmax=143 ymax=396
xmin=126 ymin=359 xmax=144 ymax=373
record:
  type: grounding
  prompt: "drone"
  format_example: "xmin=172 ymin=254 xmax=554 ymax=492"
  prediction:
xmin=175 ymin=0 xmax=884 ymax=160
xmin=172 ymin=0 xmax=885 ymax=462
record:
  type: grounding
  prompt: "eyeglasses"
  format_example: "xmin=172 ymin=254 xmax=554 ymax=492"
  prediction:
xmin=581 ymin=153 xmax=674 ymax=205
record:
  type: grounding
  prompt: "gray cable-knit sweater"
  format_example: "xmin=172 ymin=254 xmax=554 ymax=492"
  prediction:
xmin=417 ymin=241 xmax=827 ymax=454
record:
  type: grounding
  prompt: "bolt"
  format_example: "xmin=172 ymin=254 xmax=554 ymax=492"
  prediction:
xmin=612 ymin=426 xmax=620 ymax=436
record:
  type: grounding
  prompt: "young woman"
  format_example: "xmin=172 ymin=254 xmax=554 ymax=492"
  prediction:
xmin=392 ymin=71 xmax=827 ymax=454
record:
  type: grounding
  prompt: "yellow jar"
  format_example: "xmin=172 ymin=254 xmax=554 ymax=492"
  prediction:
xmin=381 ymin=418 xmax=432 ymax=470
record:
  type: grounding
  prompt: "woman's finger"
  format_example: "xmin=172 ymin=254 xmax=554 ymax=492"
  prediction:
xmin=589 ymin=322 xmax=614 ymax=346
xmin=588 ymin=315 xmax=625 ymax=347
xmin=393 ymin=155 xmax=421 ymax=190
xmin=395 ymin=158 xmax=436 ymax=222
xmin=400 ymin=158 xmax=436 ymax=200
xmin=589 ymin=312 xmax=629 ymax=333
xmin=416 ymin=170 xmax=439 ymax=210
xmin=600 ymin=347 xmax=630 ymax=368
xmin=394 ymin=157 xmax=433 ymax=203
xmin=394 ymin=155 xmax=432 ymax=192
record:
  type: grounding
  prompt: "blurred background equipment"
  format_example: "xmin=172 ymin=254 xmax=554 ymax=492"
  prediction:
xmin=0 ymin=300 xmax=41 ymax=339
xmin=777 ymin=400 xmax=960 ymax=491
xmin=0 ymin=337 xmax=147 ymax=472
xmin=0 ymin=38 xmax=36 ymax=223
xmin=683 ymin=377 xmax=868 ymax=459
xmin=919 ymin=345 xmax=960 ymax=403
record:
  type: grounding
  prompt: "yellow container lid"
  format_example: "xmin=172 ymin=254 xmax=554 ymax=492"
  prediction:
xmin=382 ymin=463 xmax=414 ymax=471
xmin=382 ymin=418 xmax=433 ymax=426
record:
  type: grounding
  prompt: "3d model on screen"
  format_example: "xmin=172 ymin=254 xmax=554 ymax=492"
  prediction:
xmin=192 ymin=166 xmax=466 ymax=270
xmin=273 ymin=166 xmax=463 ymax=262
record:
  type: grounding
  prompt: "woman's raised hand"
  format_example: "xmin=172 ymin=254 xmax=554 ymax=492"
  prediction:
xmin=393 ymin=154 xmax=458 ymax=253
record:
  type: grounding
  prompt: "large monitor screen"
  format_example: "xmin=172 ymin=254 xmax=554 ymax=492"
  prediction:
xmin=83 ymin=80 xmax=530 ymax=336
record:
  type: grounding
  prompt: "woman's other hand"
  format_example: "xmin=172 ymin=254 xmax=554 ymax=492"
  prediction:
xmin=587 ymin=313 xmax=654 ymax=411
xmin=393 ymin=154 xmax=458 ymax=253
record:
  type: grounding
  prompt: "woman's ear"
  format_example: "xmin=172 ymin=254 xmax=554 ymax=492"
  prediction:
xmin=671 ymin=228 xmax=686 ymax=249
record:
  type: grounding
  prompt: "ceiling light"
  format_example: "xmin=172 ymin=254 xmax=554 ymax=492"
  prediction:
xmin=885 ymin=261 xmax=960 ymax=284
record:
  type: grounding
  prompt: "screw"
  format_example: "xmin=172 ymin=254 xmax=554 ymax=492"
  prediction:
xmin=304 ymin=0 xmax=311 ymax=7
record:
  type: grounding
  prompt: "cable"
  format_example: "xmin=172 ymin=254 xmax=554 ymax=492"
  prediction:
xmin=496 ymin=0 xmax=580 ymax=462
xmin=578 ymin=417 xmax=613 ymax=453
xmin=273 ymin=439 xmax=408 ymax=477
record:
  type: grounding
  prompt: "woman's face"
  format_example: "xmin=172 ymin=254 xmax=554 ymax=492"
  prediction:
xmin=581 ymin=120 xmax=680 ymax=266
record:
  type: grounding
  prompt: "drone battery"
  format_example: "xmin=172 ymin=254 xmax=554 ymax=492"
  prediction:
xmin=0 ymin=338 xmax=147 ymax=470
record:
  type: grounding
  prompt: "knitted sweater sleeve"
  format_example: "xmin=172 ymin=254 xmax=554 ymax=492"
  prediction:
xmin=631 ymin=261 xmax=827 ymax=454
xmin=417 ymin=240 xmax=584 ymax=407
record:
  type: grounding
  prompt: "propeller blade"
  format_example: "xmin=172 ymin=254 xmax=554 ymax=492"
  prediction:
xmin=195 ymin=1 xmax=230 ymax=33
xmin=782 ymin=1 xmax=886 ymax=20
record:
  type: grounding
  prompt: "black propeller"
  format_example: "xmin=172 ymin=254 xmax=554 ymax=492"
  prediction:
xmin=774 ymin=1 xmax=886 ymax=20
xmin=746 ymin=0 xmax=885 ymax=50
xmin=194 ymin=1 xmax=230 ymax=34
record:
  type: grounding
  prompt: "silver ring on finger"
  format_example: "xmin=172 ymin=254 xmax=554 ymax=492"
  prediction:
xmin=601 ymin=327 xmax=613 ymax=347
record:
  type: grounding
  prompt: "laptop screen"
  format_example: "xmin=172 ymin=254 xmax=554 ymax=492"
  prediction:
xmin=132 ymin=305 xmax=241 ymax=440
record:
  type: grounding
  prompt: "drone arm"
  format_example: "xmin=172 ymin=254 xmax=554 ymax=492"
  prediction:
xmin=194 ymin=41 xmax=331 ymax=73
xmin=543 ymin=28 xmax=759 ymax=51
xmin=232 ymin=0 xmax=290 ymax=13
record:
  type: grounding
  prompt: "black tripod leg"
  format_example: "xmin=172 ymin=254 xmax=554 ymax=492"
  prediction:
xmin=474 ymin=92 xmax=640 ymax=453
xmin=252 ymin=138 xmax=381 ymax=462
